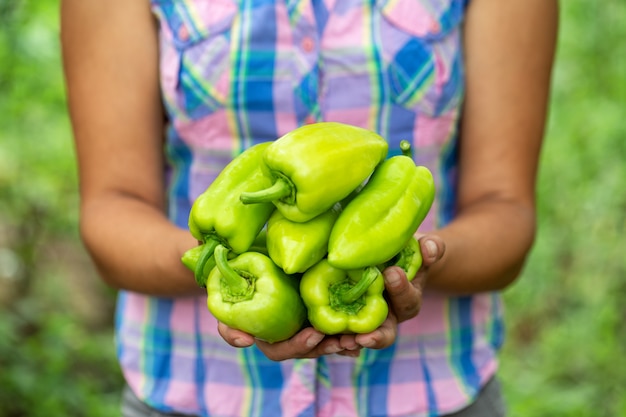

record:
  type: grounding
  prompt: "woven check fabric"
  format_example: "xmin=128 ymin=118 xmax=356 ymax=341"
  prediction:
xmin=115 ymin=1 xmax=504 ymax=416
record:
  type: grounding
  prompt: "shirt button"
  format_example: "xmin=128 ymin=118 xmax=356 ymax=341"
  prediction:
xmin=302 ymin=36 xmax=315 ymax=53
xmin=178 ymin=25 xmax=190 ymax=41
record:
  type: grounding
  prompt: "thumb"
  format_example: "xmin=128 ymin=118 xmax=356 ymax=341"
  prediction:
xmin=417 ymin=234 xmax=445 ymax=267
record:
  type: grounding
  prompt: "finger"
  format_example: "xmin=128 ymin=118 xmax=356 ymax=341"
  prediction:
xmin=255 ymin=327 xmax=328 ymax=361
xmin=354 ymin=314 xmax=398 ymax=350
xmin=338 ymin=333 xmax=361 ymax=351
xmin=336 ymin=349 xmax=362 ymax=358
xmin=383 ymin=266 xmax=422 ymax=322
xmin=217 ymin=322 xmax=255 ymax=348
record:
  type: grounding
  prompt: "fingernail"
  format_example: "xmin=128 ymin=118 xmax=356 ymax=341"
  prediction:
xmin=340 ymin=349 xmax=361 ymax=358
xmin=385 ymin=269 xmax=403 ymax=289
xmin=324 ymin=345 xmax=343 ymax=354
xmin=359 ymin=339 xmax=376 ymax=348
xmin=233 ymin=338 xmax=249 ymax=347
xmin=306 ymin=332 xmax=325 ymax=348
xmin=423 ymin=239 xmax=437 ymax=259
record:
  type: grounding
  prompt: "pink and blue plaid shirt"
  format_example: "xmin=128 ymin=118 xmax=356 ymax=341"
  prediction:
xmin=116 ymin=0 xmax=504 ymax=415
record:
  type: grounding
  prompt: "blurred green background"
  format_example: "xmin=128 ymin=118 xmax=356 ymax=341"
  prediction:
xmin=0 ymin=1 xmax=624 ymax=416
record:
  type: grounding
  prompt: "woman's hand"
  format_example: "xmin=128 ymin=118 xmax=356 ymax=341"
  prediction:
xmin=349 ymin=234 xmax=445 ymax=349
xmin=217 ymin=234 xmax=446 ymax=360
xmin=218 ymin=324 xmax=362 ymax=360
xmin=383 ymin=235 xmax=445 ymax=323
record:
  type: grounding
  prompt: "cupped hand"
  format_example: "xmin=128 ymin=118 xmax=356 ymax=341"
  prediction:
xmin=217 ymin=234 xmax=445 ymax=360
xmin=218 ymin=323 xmax=362 ymax=360
xmin=383 ymin=234 xmax=445 ymax=323
xmin=348 ymin=235 xmax=444 ymax=350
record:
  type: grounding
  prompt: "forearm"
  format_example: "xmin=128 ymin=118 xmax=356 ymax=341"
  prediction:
xmin=60 ymin=0 xmax=201 ymax=296
xmin=421 ymin=0 xmax=558 ymax=295
xmin=425 ymin=197 xmax=536 ymax=294
xmin=80 ymin=192 xmax=202 ymax=296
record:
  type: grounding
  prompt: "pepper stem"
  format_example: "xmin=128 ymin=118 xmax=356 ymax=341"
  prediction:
xmin=340 ymin=266 xmax=380 ymax=304
xmin=214 ymin=244 xmax=250 ymax=296
xmin=194 ymin=239 xmax=220 ymax=287
xmin=400 ymin=140 xmax=412 ymax=158
xmin=240 ymin=175 xmax=294 ymax=205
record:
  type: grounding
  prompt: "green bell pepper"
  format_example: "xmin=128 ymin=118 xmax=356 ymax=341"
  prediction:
xmin=327 ymin=154 xmax=435 ymax=270
xmin=181 ymin=244 xmax=217 ymax=287
xmin=182 ymin=230 xmax=268 ymax=287
xmin=266 ymin=203 xmax=340 ymax=274
xmin=246 ymin=229 xmax=269 ymax=257
xmin=299 ymin=259 xmax=388 ymax=335
xmin=240 ymin=122 xmax=388 ymax=223
xmin=206 ymin=245 xmax=307 ymax=343
xmin=187 ymin=142 xmax=276 ymax=285
xmin=378 ymin=236 xmax=422 ymax=281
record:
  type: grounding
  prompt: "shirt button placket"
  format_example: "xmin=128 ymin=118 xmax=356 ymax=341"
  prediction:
xmin=300 ymin=33 xmax=322 ymax=123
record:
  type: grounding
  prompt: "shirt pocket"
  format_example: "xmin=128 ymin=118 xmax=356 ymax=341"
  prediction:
xmin=152 ymin=0 xmax=237 ymax=120
xmin=377 ymin=0 xmax=466 ymax=117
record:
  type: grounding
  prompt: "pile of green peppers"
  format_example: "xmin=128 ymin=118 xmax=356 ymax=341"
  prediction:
xmin=182 ymin=122 xmax=435 ymax=343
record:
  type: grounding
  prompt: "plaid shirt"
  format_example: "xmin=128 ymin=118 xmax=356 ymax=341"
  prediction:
xmin=116 ymin=0 xmax=504 ymax=415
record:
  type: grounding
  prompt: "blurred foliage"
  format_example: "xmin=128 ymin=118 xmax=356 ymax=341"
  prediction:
xmin=0 ymin=0 xmax=625 ymax=416
xmin=0 ymin=1 xmax=122 ymax=416
xmin=500 ymin=2 xmax=626 ymax=417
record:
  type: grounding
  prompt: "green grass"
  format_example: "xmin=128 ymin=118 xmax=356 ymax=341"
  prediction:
xmin=0 ymin=1 xmax=624 ymax=416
